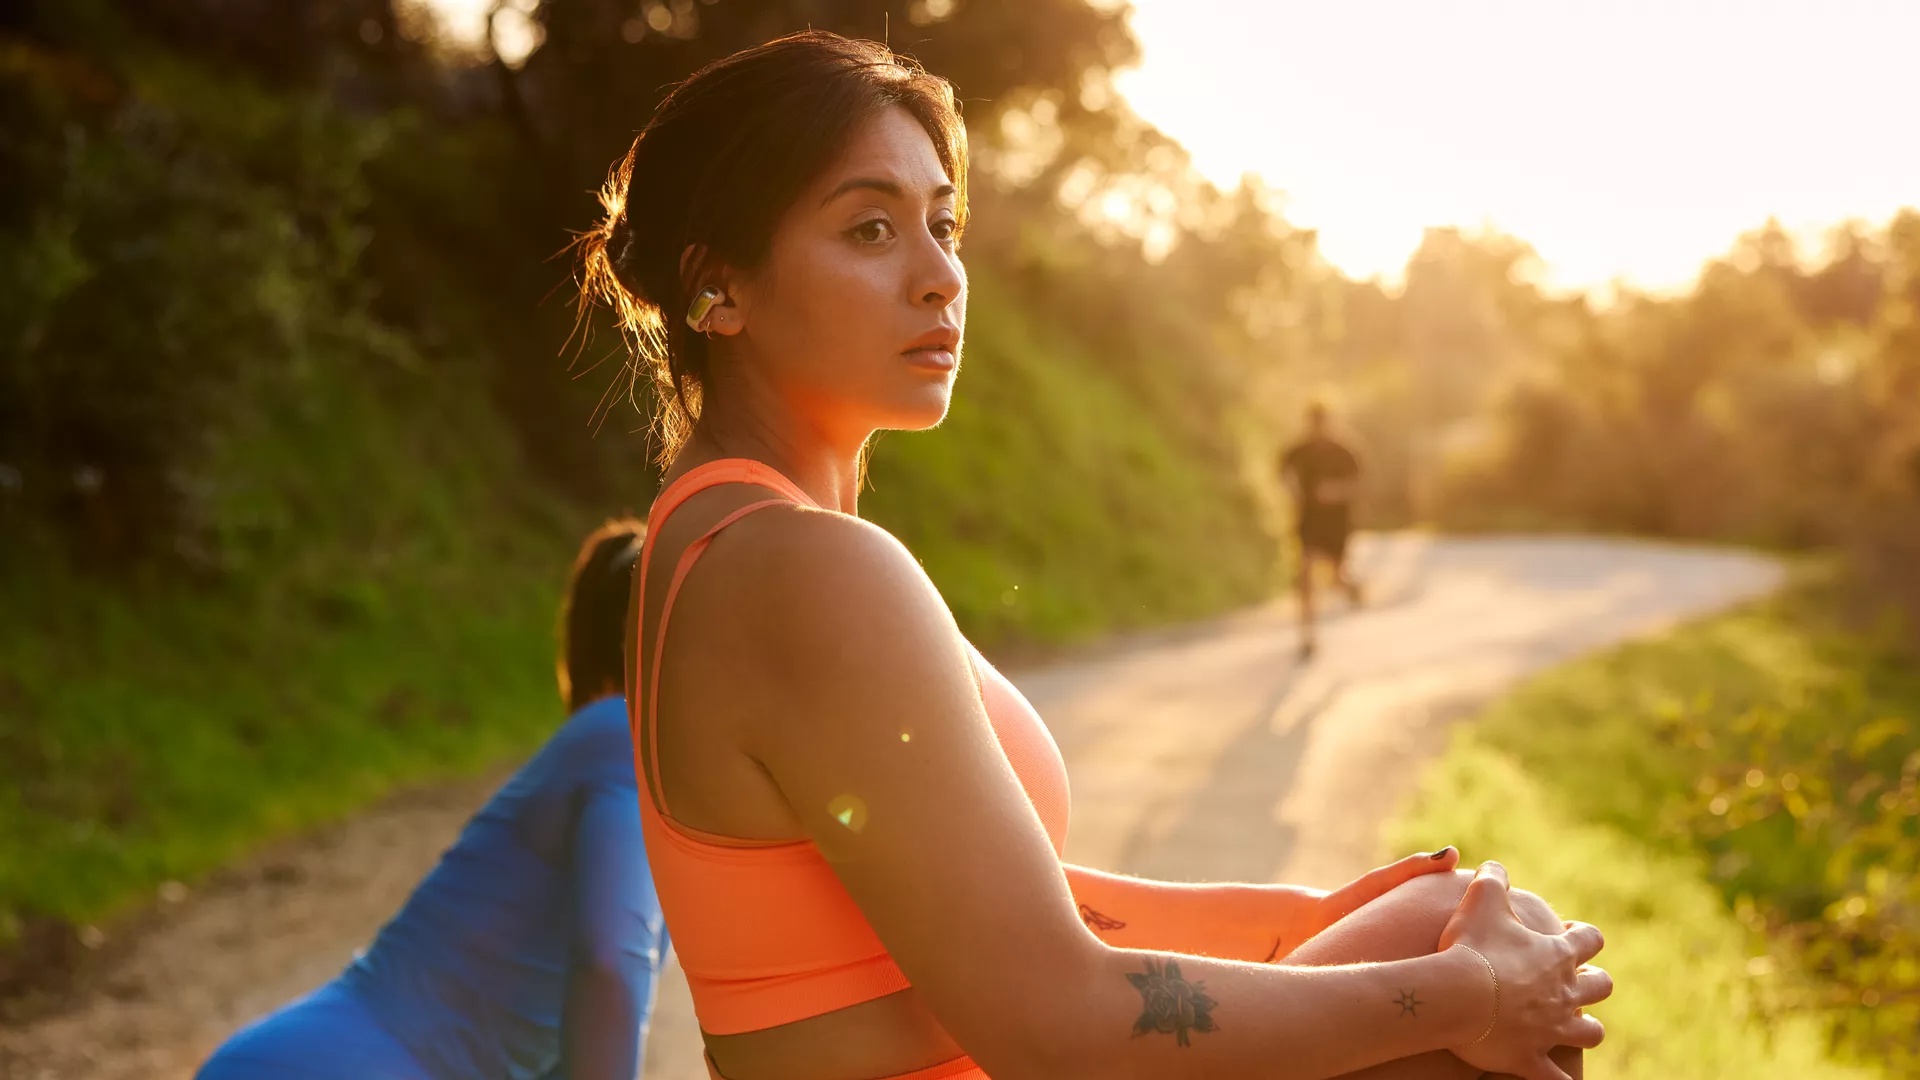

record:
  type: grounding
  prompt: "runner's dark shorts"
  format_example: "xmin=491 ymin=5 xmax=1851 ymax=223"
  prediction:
xmin=1298 ymin=509 xmax=1351 ymax=561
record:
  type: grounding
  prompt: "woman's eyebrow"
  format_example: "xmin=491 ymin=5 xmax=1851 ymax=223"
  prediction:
xmin=821 ymin=177 xmax=957 ymax=206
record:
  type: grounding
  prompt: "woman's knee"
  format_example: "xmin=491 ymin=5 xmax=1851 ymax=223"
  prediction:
xmin=1286 ymin=868 xmax=1564 ymax=967
xmin=1383 ymin=867 xmax=1563 ymax=936
xmin=1507 ymin=885 xmax=1563 ymax=934
xmin=1284 ymin=870 xmax=1468 ymax=965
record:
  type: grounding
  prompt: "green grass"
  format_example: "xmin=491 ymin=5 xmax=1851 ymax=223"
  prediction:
xmin=1384 ymin=572 xmax=1918 ymax=1078
xmin=0 ymin=355 xmax=583 ymax=946
xmin=0 ymin=545 xmax=566 ymax=933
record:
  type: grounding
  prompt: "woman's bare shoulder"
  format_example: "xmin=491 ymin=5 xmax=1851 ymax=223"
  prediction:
xmin=697 ymin=504 xmax=956 ymax=667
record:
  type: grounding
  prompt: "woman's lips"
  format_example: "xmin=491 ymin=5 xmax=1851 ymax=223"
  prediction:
xmin=903 ymin=347 xmax=957 ymax=372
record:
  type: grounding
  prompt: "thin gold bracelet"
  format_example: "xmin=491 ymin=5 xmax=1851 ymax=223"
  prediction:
xmin=1455 ymin=945 xmax=1500 ymax=1045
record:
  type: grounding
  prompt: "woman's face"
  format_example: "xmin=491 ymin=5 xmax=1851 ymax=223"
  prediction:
xmin=721 ymin=106 xmax=967 ymax=442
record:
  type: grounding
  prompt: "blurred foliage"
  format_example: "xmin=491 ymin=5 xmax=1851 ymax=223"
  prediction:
xmin=0 ymin=0 xmax=1316 ymax=563
xmin=1390 ymin=712 xmax=1878 ymax=1079
xmin=1657 ymin=578 xmax=1920 ymax=1072
xmin=1417 ymin=217 xmax=1920 ymax=645
xmin=1396 ymin=569 xmax=1920 ymax=1076
xmin=0 ymin=36 xmax=405 ymax=568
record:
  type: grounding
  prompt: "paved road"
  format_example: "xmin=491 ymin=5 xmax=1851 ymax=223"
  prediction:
xmin=0 ymin=535 xmax=1783 ymax=1080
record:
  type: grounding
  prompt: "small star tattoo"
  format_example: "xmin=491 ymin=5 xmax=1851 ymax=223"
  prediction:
xmin=1394 ymin=989 xmax=1424 ymax=1017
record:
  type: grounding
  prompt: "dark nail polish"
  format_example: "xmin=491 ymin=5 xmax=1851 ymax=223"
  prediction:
xmin=1430 ymin=846 xmax=1455 ymax=860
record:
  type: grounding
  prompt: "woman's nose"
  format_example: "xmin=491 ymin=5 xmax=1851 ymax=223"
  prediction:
xmin=911 ymin=234 xmax=964 ymax=309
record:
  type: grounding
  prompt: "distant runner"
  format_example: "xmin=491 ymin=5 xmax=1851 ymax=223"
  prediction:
xmin=1280 ymin=401 xmax=1364 ymax=660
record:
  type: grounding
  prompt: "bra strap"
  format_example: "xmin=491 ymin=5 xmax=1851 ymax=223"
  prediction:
xmin=632 ymin=458 xmax=820 ymax=819
xmin=641 ymin=498 xmax=793 ymax=814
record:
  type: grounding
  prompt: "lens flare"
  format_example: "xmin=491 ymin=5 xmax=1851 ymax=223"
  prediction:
xmin=827 ymin=794 xmax=868 ymax=833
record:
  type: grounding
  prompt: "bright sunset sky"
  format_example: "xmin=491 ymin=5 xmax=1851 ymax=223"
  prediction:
xmin=418 ymin=0 xmax=1915 ymax=293
xmin=1113 ymin=0 xmax=1916 ymax=292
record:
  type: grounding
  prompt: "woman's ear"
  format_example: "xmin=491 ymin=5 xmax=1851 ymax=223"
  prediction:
xmin=680 ymin=243 xmax=747 ymax=338
xmin=704 ymin=287 xmax=747 ymax=337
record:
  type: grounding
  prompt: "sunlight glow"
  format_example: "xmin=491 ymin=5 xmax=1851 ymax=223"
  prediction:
xmin=1114 ymin=0 xmax=1917 ymax=292
xmin=410 ymin=0 xmax=542 ymax=66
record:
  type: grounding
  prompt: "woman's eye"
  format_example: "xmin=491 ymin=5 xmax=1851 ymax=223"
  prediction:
xmin=852 ymin=219 xmax=896 ymax=244
xmin=931 ymin=218 xmax=959 ymax=244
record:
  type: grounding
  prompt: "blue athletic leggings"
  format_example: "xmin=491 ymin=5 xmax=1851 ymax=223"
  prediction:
xmin=196 ymin=981 xmax=429 ymax=1080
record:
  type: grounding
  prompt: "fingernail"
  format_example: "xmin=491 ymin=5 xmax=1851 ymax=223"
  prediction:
xmin=1429 ymin=846 xmax=1455 ymax=860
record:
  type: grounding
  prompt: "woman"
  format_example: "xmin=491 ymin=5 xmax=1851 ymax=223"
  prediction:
xmin=581 ymin=32 xmax=1610 ymax=1080
xmin=197 ymin=521 xmax=669 ymax=1080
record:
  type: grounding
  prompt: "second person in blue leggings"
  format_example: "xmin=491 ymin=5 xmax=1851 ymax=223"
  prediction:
xmin=197 ymin=519 xmax=669 ymax=1080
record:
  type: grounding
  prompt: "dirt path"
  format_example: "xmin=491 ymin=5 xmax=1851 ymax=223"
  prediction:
xmin=0 ymin=535 xmax=1783 ymax=1080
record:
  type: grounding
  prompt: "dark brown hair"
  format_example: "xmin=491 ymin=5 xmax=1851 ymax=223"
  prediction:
xmin=575 ymin=30 xmax=968 ymax=465
xmin=557 ymin=517 xmax=646 ymax=713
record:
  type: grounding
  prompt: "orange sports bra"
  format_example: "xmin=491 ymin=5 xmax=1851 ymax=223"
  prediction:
xmin=630 ymin=458 xmax=1071 ymax=1036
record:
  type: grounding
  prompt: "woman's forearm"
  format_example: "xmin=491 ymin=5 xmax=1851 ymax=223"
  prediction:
xmin=1064 ymin=863 xmax=1315 ymax=962
xmin=559 ymin=962 xmax=641 ymax=1080
xmin=1032 ymin=943 xmax=1490 ymax=1080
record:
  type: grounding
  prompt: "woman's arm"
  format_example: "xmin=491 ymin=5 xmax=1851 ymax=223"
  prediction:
xmin=702 ymin=510 xmax=1604 ymax=1080
xmin=1064 ymin=864 xmax=1289 ymax=962
xmin=559 ymin=783 xmax=670 ymax=1080
xmin=1065 ymin=851 xmax=1460 ymax=963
